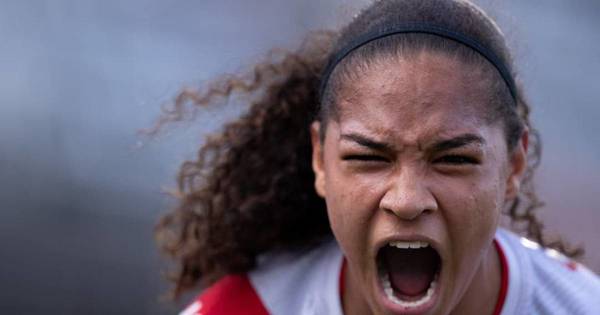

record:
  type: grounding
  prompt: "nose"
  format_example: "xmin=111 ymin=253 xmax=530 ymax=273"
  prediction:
xmin=379 ymin=168 xmax=438 ymax=220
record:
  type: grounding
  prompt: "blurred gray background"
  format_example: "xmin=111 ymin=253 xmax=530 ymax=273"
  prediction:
xmin=0 ymin=0 xmax=598 ymax=314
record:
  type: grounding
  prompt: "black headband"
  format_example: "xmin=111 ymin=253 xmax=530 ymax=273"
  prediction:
xmin=319 ymin=24 xmax=517 ymax=103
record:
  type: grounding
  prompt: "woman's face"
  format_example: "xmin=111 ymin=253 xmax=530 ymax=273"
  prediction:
xmin=311 ymin=52 xmax=526 ymax=315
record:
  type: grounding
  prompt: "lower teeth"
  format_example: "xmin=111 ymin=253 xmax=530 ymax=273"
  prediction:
xmin=380 ymin=273 xmax=437 ymax=307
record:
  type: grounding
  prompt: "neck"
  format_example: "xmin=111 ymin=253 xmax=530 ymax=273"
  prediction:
xmin=451 ymin=241 xmax=502 ymax=315
xmin=342 ymin=262 xmax=373 ymax=315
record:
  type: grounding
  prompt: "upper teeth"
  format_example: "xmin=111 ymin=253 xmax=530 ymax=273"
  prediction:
xmin=389 ymin=241 xmax=429 ymax=249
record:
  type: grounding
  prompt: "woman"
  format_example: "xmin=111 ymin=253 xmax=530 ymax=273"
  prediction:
xmin=157 ymin=0 xmax=600 ymax=314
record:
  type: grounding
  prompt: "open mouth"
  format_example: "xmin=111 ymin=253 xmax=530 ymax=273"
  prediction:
xmin=376 ymin=240 xmax=441 ymax=311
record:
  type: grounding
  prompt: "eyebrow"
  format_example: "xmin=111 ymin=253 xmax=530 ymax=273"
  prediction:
xmin=340 ymin=133 xmax=485 ymax=152
xmin=430 ymin=134 xmax=486 ymax=152
xmin=340 ymin=133 xmax=395 ymax=152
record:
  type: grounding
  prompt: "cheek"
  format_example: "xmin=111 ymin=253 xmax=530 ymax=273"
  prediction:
xmin=438 ymin=171 xmax=504 ymax=254
xmin=466 ymin=182 xmax=502 ymax=236
xmin=323 ymin=164 xmax=383 ymax=263
xmin=325 ymin=172 xmax=372 ymax=244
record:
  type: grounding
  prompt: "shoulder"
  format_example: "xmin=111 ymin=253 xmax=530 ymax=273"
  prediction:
xmin=179 ymin=274 xmax=269 ymax=315
xmin=248 ymin=238 xmax=344 ymax=315
xmin=496 ymin=228 xmax=600 ymax=315
xmin=179 ymin=238 xmax=344 ymax=315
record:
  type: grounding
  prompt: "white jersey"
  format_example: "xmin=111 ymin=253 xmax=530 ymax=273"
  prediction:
xmin=181 ymin=228 xmax=600 ymax=315
xmin=495 ymin=229 xmax=600 ymax=315
xmin=249 ymin=239 xmax=345 ymax=315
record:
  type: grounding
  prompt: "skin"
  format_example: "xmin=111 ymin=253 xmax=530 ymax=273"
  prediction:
xmin=310 ymin=51 xmax=528 ymax=315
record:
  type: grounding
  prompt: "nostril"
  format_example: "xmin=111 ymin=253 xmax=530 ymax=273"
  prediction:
xmin=422 ymin=208 xmax=435 ymax=216
xmin=382 ymin=205 xmax=428 ymax=221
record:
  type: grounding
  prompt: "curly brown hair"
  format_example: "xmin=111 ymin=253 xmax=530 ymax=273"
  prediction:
xmin=154 ymin=0 xmax=582 ymax=299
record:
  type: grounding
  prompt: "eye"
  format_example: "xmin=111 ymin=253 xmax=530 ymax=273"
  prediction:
xmin=342 ymin=154 xmax=389 ymax=163
xmin=434 ymin=154 xmax=479 ymax=165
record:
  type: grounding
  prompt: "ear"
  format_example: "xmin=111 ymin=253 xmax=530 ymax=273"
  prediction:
xmin=505 ymin=128 xmax=529 ymax=200
xmin=310 ymin=121 xmax=326 ymax=198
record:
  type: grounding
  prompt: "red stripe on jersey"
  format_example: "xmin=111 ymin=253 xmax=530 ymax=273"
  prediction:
xmin=339 ymin=258 xmax=347 ymax=306
xmin=492 ymin=239 xmax=509 ymax=315
xmin=566 ymin=261 xmax=578 ymax=271
xmin=193 ymin=275 xmax=269 ymax=315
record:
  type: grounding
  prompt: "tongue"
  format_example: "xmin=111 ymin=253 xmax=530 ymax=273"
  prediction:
xmin=383 ymin=247 xmax=438 ymax=297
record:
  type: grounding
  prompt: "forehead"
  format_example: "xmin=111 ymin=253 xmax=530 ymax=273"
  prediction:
xmin=334 ymin=51 xmax=494 ymax=143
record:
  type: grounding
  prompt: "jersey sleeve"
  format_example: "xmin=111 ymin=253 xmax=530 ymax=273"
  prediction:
xmin=497 ymin=229 xmax=600 ymax=314
xmin=529 ymin=248 xmax=600 ymax=314
xmin=179 ymin=275 xmax=270 ymax=315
